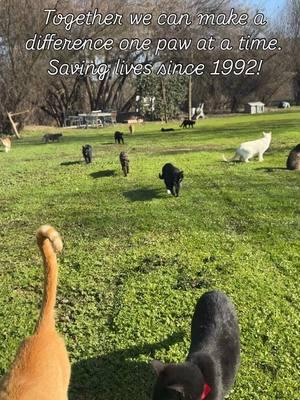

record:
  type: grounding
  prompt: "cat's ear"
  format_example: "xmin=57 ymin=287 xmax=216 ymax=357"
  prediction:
xmin=151 ymin=360 xmax=165 ymax=375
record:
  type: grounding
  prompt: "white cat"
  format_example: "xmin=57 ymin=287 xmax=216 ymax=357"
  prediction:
xmin=223 ymin=132 xmax=272 ymax=163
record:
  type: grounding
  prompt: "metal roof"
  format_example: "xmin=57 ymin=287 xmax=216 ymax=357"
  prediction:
xmin=247 ymin=102 xmax=265 ymax=106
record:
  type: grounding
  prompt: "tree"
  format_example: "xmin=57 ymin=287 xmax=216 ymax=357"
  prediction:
xmin=136 ymin=74 xmax=188 ymax=121
xmin=0 ymin=0 xmax=58 ymax=133
xmin=41 ymin=78 xmax=84 ymax=127
xmin=285 ymin=0 xmax=300 ymax=103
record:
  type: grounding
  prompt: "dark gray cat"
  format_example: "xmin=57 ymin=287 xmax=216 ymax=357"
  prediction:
xmin=287 ymin=144 xmax=300 ymax=170
xmin=82 ymin=144 xmax=92 ymax=164
xmin=119 ymin=152 xmax=129 ymax=176
xmin=151 ymin=291 xmax=240 ymax=400
xmin=114 ymin=131 xmax=124 ymax=144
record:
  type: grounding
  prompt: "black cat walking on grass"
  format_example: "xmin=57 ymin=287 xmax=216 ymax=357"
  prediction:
xmin=82 ymin=144 xmax=92 ymax=164
xmin=114 ymin=131 xmax=124 ymax=144
xmin=151 ymin=291 xmax=240 ymax=400
xmin=159 ymin=163 xmax=184 ymax=197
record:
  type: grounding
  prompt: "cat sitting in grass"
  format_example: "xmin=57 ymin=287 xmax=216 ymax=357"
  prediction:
xmin=287 ymin=144 xmax=300 ymax=170
xmin=223 ymin=132 xmax=272 ymax=163
xmin=0 ymin=136 xmax=12 ymax=153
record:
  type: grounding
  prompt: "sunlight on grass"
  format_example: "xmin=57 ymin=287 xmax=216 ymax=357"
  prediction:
xmin=0 ymin=111 xmax=299 ymax=399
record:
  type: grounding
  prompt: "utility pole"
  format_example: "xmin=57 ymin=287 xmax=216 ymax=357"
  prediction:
xmin=188 ymin=75 xmax=192 ymax=120
xmin=161 ymin=78 xmax=168 ymax=123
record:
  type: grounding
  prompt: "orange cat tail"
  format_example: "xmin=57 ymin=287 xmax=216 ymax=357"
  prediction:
xmin=35 ymin=225 xmax=63 ymax=333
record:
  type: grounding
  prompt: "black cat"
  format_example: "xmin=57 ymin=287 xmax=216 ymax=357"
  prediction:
xmin=151 ymin=291 xmax=240 ymax=400
xmin=161 ymin=128 xmax=175 ymax=132
xmin=287 ymin=144 xmax=300 ymax=170
xmin=159 ymin=163 xmax=184 ymax=197
xmin=119 ymin=152 xmax=129 ymax=176
xmin=82 ymin=144 xmax=92 ymax=164
xmin=180 ymin=119 xmax=195 ymax=129
xmin=114 ymin=131 xmax=124 ymax=144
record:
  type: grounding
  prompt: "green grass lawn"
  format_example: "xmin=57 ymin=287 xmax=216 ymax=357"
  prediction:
xmin=0 ymin=111 xmax=299 ymax=399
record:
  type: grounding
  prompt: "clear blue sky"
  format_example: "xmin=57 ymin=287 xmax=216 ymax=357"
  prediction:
xmin=246 ymin=0 xmax=285 ymax=17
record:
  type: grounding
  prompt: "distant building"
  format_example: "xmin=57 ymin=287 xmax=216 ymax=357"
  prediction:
xmin=245 ymin=102 xmax=265 ymax=114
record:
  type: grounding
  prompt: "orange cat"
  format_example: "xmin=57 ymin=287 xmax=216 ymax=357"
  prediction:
xmin=0 ymin=226 xmax=71 ymax=400
xmin=128 ymin=124 xmax=135 ymax=135
xmin=0 ymin=137 xmax=11 ymax=153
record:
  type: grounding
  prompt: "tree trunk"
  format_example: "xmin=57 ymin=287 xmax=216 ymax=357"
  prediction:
xmin=293 ymin=72 xmax=300 ymax=105
xmin=161 ymin=78 xmax=168 ymax=123
xmin=188 ymin=76 xmax=192 ymax=120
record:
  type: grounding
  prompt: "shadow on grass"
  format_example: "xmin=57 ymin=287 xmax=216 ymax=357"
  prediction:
xmin=220 ymin=159 xmax=243 ymax=164
xmin=134 ymin=118 xmax=300 ymax=143
xmin=69 ymin=332 xmax=183 ymax=400
xmin=156 ymin=146 xmax=219 ymax=156
xmin=255 ymin=167 xmax=288 ymax=172
xmin=90 ymin=170 xmax=116 ymax=179
xmin=123 ymin=188 xmax=163 ymax=202
xmin=61 ymin=161 xmax=82 ymax=166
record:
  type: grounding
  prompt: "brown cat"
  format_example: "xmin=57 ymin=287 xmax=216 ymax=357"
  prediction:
xmin=128 ymin=124 xmax=135 ymax=135
xmin=119 ymin=151 xmax=130 ymax=177
xmin=0 ymin=225 xmax=71 ymax=400
xmin=0 ymin=137 xmax=11 ymax=153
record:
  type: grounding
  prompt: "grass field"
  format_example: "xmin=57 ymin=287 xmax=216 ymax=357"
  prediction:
xmin=0 ymin=111 xmax=299 ymax=399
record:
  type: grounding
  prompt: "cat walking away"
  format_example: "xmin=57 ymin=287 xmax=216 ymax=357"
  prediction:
xmin=114 ymin=131 xmax=124 ymax=144
xmin=223 ymin=132 xmax=272 ymax=163
xmin=0 ymin=226 xmax=71 ymax=400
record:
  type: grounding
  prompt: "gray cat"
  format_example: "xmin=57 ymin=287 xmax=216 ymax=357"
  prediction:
xmin=151 ymin=291 xmax=240 ymax=400
xmin=287 ymin=144 xmax=300 ymax=170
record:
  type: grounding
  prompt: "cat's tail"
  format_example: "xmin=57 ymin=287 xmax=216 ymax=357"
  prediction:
xmin=222 ymin=153 xmax=238 ymax=162
xmin=35 ymin=225 xmax=63 ymax=333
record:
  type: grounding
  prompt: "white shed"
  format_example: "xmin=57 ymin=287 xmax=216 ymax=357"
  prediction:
xmin=245 ymin=102 xmax=265 ymax=114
